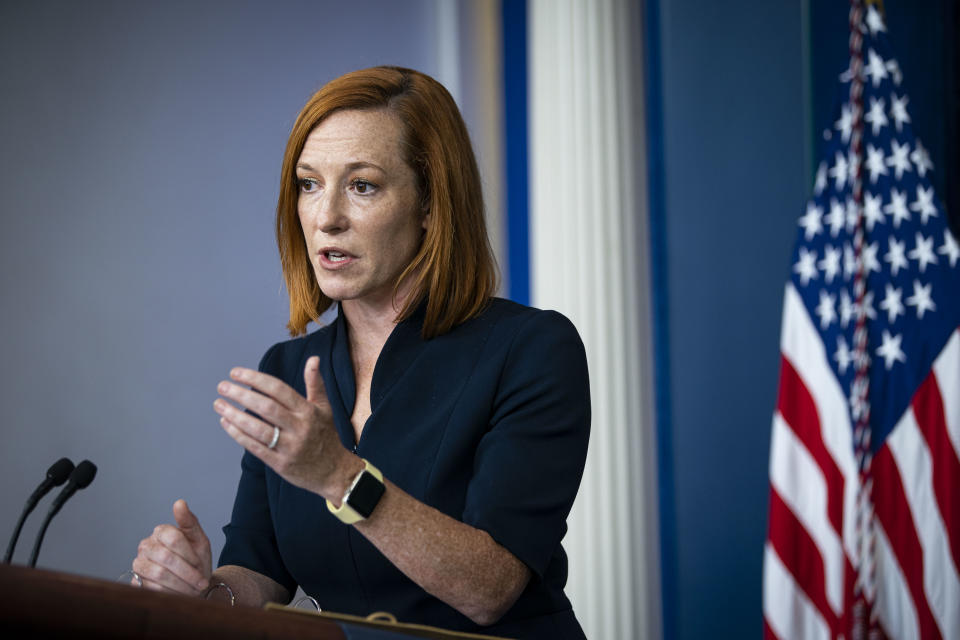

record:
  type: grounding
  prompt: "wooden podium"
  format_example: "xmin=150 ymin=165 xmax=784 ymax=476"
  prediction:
xmin=0 ymin=564 xmax=507 ymax=639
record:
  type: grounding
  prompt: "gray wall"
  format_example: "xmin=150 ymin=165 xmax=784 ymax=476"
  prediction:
xmin=0 ymin=0 xmax=442 ymax=579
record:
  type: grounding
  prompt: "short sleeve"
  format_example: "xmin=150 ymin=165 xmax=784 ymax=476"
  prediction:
xmin=461 ymin=310 xmax=591 ymax=578
xmin=217 ymin=344 xmax=297 ymax=595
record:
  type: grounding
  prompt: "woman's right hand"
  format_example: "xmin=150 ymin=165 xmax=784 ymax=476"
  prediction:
xmin=132 ymin=499 xmax=212 ymax=595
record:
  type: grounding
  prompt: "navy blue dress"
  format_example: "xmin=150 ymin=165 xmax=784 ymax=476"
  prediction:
xmin=219 ymin=298 xmax=590 ymax=639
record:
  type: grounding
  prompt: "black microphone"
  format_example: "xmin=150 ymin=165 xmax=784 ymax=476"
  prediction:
xmin=27 ymin=460 xmax=97 ymax=568
xmin=3 ymin=458 xmax=75 ymax=564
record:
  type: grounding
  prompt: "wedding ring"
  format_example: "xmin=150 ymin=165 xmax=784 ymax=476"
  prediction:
xmin=267 ymin=426 xmax=280 ymax=449
xmin=205 ymin=582 xmax=235 ymax=606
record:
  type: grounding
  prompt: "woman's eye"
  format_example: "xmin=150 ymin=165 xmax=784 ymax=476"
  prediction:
xmin=297 ymin=178 xmax=319 ymax=193
xmin=352 ymin=179 xmax=376 ymax=194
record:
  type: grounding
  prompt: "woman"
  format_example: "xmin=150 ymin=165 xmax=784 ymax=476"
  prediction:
xmin=133 ymin=66 xmax=590 ymax=639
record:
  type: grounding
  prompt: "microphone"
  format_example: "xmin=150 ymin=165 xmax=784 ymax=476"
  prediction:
xmin=3 ymin=458 xmax=75 ymax=564
xmin=27 ymin=460 xmax=97 ymax=568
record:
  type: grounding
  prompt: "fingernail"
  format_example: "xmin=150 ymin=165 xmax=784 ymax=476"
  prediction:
xmin=230 ymin=368 xmax=241 ymax=378
xmin=214 ymin=399 xmax=224 ymax=411
xmin=217 ymin=382 xmax=228 ymax=393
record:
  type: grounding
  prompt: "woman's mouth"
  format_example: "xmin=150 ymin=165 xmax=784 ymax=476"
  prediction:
xmin=319 ymin=248 xmax=356 ymax=268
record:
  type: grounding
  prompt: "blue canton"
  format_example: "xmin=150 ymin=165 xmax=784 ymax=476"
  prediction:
xmin=790 ymin=6 xmax=960 ymax=452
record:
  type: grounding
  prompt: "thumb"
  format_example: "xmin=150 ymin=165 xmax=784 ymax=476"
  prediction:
xmin=304 ymin=355 xmax=326 ymax=405
xmin=173 ymin=499 xmax=208 ymax=548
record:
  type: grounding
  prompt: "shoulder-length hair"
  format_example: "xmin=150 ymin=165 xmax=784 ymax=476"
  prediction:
xmin=276 ymin=66 xmax=499 ymax=339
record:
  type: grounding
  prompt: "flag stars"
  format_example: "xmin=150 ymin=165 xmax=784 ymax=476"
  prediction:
xmin=846 ymin=198 xmax=862 ymax=234
xmin=879 ymin=284 xmax=905 ymax=323
xmin=885 ymin=59 xmax=903 ymax=86
xmin=840 ymin=289 xmax=855 ymax=328
xmin=819 ymin=245 xmax=842 ymax=283
xmin=910 ymin=186 xmax=938 ymax=225
xmin=889 ymin=93 xmax=911 ymax=132
xmin=886 ymin=140 xmax=912 ymax=180
xmin=865 ymin=48 xmax=889 ymax=87
xmin=799 ymin=202 xmax=824 ymax=240
xmin=884 ymin=188 xmax=910 ymax=228
xmin=816 ymin=290 xmax=838 ymax=328
xmin=815 ymin=162 xmax=828 ymax=195
xmin=885 ymin=237 xmax=909 ymax=276
xmin=864 ymin=97 xmax=888 ymax=136
xmin=830 ymin=151 xmax=850 ymax=191
xmin=910 ymin=140 xmax=933 ymax=178
xmin=905 ymin=280 xmax=936 ymax=319
xmin=794 ymin=247 xmax=819 ymax=286
xmin=862 ymin=242 xmax=881 ymax=274
xmin=908 ymin=232 xmax=938 ymax=272
xmin=835 ymin=103 xmax=854 ymax=144
xmin=876 ymin=330 xmax=906 ymax=370
xmin=939 ymin=230 xmax=960 ymax=268
xmin=857 ymin=291 xmax=877 ymax=322
xmin=835 ymin=335 xmax=853 ymax=375
xmin=863 ymin=192 xmax=884 ymax=231
xmin=826 ymin=198 xmax=846 ymax=237
xmin=865 ymin=144 xmax=888 ymax=183
xmin=843 ymin=243 xmax=857 ymax=281
xmin=865 ymin=5 xmax=886 ymax=35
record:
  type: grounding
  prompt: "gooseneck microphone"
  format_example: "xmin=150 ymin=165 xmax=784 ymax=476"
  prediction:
xmin=27 ymin=460 xmax=97 ymax=568
xmin=3 ymin=458 xmax=75 ymax=564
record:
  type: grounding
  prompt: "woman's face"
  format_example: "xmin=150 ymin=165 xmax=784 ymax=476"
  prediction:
xmin=296 ymin=108 xmax=426 ymax=312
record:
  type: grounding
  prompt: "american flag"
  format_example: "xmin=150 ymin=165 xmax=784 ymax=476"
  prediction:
xmin=762 ymin=5 xmax=960 ymax=640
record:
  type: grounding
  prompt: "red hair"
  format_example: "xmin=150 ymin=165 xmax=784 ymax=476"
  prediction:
xmin=276 ymin=66 xmax=498 ymax=339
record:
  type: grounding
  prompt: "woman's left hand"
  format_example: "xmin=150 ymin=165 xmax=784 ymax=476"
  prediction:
xmin=214 ymin=355 xmax=358 ymax=499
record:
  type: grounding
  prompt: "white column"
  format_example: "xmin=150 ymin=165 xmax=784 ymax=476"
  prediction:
xmin=529 ymin=1 xmax=661 ymax=638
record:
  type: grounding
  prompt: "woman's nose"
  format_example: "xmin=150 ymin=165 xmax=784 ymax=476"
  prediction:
xmin=310 ymin=191 xmax=348 ymax=233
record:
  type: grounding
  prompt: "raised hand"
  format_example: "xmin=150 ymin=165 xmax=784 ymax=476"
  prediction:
xmin=214 ymin=356 xmax=361 ymax=501
xmin=132 ymin=499 xmax=212 ymax=595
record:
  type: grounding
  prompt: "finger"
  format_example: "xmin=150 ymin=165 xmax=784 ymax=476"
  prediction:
xmin=214 ymin=400 xmax=279 ymax=447
xmin=217 ymin=381 xmax=294 ymax=426
xmin=134 ymin=543 xmax=207 ymax=594
xmin=220 ymin=415 xmax=276 ymax=463
xmin=229 ymin=367 xmax=304 ymax=410
xmin=304 ymin=356 xmax=326 ymax=405
xmin=135 ymin=561 xmax=204 ymax=595
xmin=150 ymin=523 xmax=203 ymax=570
xmin=172 ymin=500 xmax=211 ymax=560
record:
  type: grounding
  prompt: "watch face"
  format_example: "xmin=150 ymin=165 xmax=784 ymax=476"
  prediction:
xmin=348 ymin=471 xmax=385 ymax=519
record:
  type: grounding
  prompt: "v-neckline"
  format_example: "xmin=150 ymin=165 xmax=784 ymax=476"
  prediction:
xmin=328 ymin=301 xmax=429 ymax=450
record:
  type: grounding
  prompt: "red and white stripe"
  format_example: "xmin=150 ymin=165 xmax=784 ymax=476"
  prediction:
xmin=763 ymin=283 xmax=960 ymax=639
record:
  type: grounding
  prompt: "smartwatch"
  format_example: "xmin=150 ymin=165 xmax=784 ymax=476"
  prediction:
xmin=326 ymin=458 xmax=385 ymax=524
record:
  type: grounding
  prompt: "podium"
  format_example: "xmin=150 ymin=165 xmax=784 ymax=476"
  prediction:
xmin=0 ymin=564 xmax=507 ymax=639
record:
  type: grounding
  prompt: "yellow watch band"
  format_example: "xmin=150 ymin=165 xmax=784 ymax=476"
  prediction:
xmin=326 ymin=458 xmax=384 ymax=524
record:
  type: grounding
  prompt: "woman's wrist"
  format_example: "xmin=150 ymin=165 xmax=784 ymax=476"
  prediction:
xmin=320 ymin=452 xmax=366 ymax=506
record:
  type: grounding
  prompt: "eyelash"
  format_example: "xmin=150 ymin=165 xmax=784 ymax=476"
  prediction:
xmin=297 ymin=177 xmax=319 ymax=193
xmin=295 ymin=177 xmax=377 ymax=194
xmin=351 ymin=178 xmax=376 ymax=194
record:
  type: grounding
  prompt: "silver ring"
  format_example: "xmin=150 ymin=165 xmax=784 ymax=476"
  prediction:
xmin=267 ymin=426 xmax=280 ymax=449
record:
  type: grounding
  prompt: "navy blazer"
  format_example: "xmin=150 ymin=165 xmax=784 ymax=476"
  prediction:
xmin=219 ymin=298 xmax=590 ymax=639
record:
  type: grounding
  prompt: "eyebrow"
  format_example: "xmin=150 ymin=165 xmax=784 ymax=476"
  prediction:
xmin=296 ymin=161 xmax=386 ymax=173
